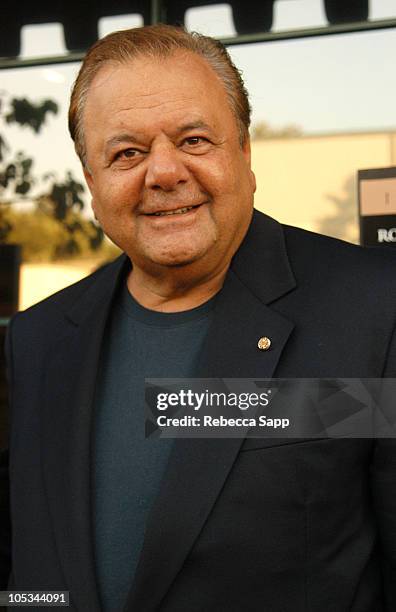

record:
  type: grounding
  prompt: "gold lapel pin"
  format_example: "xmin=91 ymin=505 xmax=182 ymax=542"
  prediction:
xmin=257 ymin=336 xmax=271 ymax=351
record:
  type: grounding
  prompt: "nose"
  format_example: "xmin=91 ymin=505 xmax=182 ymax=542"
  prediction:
xmin=145 ymin=142 xmax=189 ymax=191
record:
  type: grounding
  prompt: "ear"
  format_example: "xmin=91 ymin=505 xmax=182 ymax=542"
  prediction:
xmin=242 ymin=137 xmax=257 ymax=193
xmin=242 ymin=137 xmax=252 ymax=165
xmin=83 ymin=166 xmax=98 ymax=219
xmin=83 ymin=166 xmax=94 ymax=194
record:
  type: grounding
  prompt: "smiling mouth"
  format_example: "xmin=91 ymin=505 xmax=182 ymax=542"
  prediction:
xmin=145 ymin=204 xmax=201 ymax=217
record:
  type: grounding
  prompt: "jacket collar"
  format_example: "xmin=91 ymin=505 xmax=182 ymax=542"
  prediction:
xmin=232 ymin=209 xmax=296 ymax=305
xmin=57 ymin=209 xmax=296 ymax=327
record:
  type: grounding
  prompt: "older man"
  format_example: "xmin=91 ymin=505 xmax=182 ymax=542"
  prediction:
xmin=2 ymin=25 xmax=396 ymax=612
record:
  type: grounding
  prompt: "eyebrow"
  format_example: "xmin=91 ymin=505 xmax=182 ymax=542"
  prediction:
xmin=104 ymin=121 xmax=212 ymax=156
xmin=104 ymin=133 xmax=138 ymax=157
xmin=175 ymin=120 xmax=211 ymax=134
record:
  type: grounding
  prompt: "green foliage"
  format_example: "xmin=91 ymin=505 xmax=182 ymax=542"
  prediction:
xmin=251 ymin=121 xmax=303 ymax=140
xmin=0 ymin=92 xmax=108 ymax=262
xmin=42 ymin=171 xmax=85 ymax=220
xmin=3 ymin=208 xmax=120 ymax=263
xmin=5 ymin=98 xmax=58 ymax=134
xmin=0 ymin=134 xmax=9 ymax=162
xmin=0 ymin=152 xmax=34 ymax=195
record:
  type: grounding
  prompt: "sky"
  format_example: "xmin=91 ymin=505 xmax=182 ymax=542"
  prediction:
xmin=2 ymin=0 xmax=396 ymax=208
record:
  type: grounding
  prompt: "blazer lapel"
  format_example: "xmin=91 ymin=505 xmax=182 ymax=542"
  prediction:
xmin=40 ymin=256 xmax=128 ymax=611
xmin=125 ymin=211 xmax=297 ymax=611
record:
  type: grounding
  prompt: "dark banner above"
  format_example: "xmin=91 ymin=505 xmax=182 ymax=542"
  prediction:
xmin=0 ymin=0 xmax=377 ymax=59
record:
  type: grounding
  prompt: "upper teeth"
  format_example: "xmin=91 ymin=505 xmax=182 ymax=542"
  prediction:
xmin=154 ymin=206 xmax=194 ymax=216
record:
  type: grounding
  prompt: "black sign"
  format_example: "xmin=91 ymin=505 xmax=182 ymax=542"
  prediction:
xmin=358 ymin=167 xmax=396 ymax=248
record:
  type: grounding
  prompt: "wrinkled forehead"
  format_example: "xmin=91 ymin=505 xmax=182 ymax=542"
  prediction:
xmin=82 ymin=50 xmax=238 ymax=139
xmin=85 ymin=50 xmax=232 ymax=121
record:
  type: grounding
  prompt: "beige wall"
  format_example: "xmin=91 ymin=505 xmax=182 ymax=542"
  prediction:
xmin=19 ymin=261 xmax=98 ymax=311
xmin=251 ymin=131 xmax=396 ymax=244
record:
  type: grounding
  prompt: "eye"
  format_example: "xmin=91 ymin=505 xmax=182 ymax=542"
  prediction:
xmin=115 ymin=148 xmax=141 ymax=159
xmin=181 ymin=136 xmax=212 ymax=155
xmin=183 ymin=136 xmax=208 ymax=146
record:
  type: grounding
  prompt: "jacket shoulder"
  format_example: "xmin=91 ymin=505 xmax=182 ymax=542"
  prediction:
xmin=9 ymin=255 xmax=127 ymax=338
xmin=283 ymin=223 xmax=396 ymax=279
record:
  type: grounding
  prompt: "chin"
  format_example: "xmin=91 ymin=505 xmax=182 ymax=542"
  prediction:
xmin=146 ymin=243 xmax=210 ymax=267
xmin=150 ymin=251 xmax=203 ymax=268
xmin=145 ymin=238 xmax=215 ymax=269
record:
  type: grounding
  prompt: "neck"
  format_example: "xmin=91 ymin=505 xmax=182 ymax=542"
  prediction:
xmin=126 ymin=260 xmax=230 ymax=312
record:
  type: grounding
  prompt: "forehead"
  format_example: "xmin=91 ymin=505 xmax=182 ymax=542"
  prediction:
xmin=83 ymin=51 xmax=237 ymax=139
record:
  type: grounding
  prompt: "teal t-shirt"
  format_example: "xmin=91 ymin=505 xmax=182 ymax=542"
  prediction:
xmin=92 ymin=282 xmax=216 ymax=611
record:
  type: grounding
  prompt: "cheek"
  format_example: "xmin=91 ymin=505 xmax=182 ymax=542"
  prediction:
xmin=210 ymin=159 xmax=253 ymax=211
xmin=92 ymin=176 xmax=136 ymax=215
xmin=194 ymin=159 xmax=239 ymax=205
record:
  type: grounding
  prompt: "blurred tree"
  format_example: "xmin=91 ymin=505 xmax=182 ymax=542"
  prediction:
xmin=3 ymin=208 xmax=119 ymax=262
xmin=5 ymin=98 xmax=58 ymax=133
xmin=0 ymin=92 xmax=105 ymax=259
xmin=0 ymin=134 xmax=8 ymax=162
xmin=317 ymin=175 xmax=359 ymax=244
xmin=38 ymin=171 xmax=104 ymax=258
xmin=251 ymin=121 xmax=303 ymax=140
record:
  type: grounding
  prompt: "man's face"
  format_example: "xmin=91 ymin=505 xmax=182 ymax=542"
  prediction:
xmin=83 ymin=51 xmax=256 ymax=276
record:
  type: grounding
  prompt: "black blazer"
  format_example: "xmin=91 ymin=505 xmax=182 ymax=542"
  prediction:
xmin=2 ymin=210 xmax=396 ymax=611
